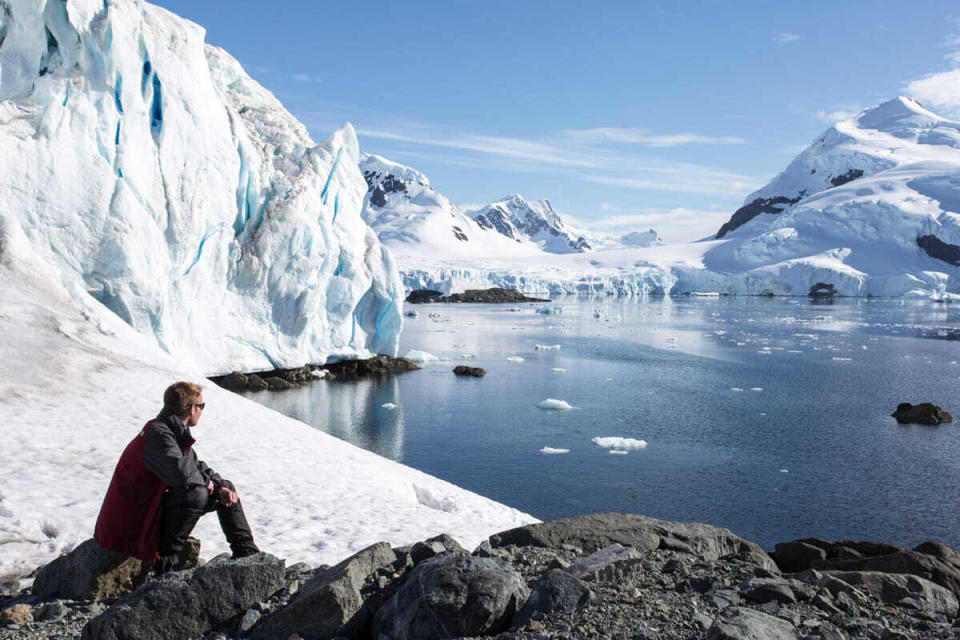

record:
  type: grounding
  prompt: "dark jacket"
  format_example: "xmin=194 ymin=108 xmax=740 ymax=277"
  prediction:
xmin=94 ymin=409 xmax=225 ymax=560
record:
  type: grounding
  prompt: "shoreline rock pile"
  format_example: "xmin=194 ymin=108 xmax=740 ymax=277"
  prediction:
xmin=406 ymin=288 xmax=550 ymax=304
xmin=210 ymin=356 xmax=420 ymax=392
xmin=4 ymin=513 xmax=960 ymax=639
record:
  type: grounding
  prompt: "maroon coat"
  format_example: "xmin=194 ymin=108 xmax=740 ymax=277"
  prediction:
xmin=93 ymin=421 xmax=195 ymax=561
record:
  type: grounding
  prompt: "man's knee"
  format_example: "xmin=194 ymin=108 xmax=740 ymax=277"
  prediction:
xmin=183 ymin=485 xmax=210 ymax=510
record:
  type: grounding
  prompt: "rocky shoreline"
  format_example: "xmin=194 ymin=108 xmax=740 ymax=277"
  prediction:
xmin=405 ymin=288 xmax=550 ymax=304
xmin=4 ymin=513 xmax=960 ymax=640
xmin=210 ymin=355 xmax=420 ymax=392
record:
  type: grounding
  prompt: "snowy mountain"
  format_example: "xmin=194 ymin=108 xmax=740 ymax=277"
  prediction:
xmin=469 ymin=194 xmax=593 ymax=253
xmin=359 ymin=153 xmax=540 ymax=260
xmin=0 ymin=0 xmax=402 ymax=375
xmin=703 ymin=97 xmax=960 ymax=297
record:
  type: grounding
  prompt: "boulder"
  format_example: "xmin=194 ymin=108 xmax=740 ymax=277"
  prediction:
xmin=706 ymin=606 xmax=798 ymax=639
xmin=739 ymin=578 xmax=797 ymax=605
xmin=488 ymin=513 xmax=778 ymax=573
xmin=372 ymin=555 xmax=528 ymax=640
xmin=32 ymin=538 xmax=200 ymax=601
xmin=891 ymin=402 xmax=952 ymax=425
xmin=823 ymin=570 xmax=958 ymax=618
xmin=410 ymin=534 xmax=467 ymax=564
xmin=81 ymin=553 xmax=284 ymax=640
xmin=513 ymin=569 xmax=593 ymax=627
xmin=0 ymin=603 xmax=32 ymax=625
xmin=265 ymin=376 xmax=293 ymax=391
xmin=452 ymin=366 xmax=486 ymax=377
xmin=246 ymin=373 xmax=269 ymax=391
xmin=405 ymin=289 xmax=445 ymax=304
xmin=216 ymin=371 xmax=248 ymax=392
xmin=250 ymin=542 xmax=396 ymax=640
xmin=772 ymin=540 xmax=828 ymax=572
xmin=319 ymin=355 xmax=420 ymax=380
xmin=564 ymin=543 xmax=644 ymax=583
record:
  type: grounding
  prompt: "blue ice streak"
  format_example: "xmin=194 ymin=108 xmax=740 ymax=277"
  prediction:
xmin=320 ymin=147 xmax=342 ymax=204
xmin=113 ymin=75 xmax=123 ymax=113
xmin=184 ymin=223 xmax=224 ymax=276
xmin=332 ymin=193 xmax=339 ymax=224
xmin=374 ymin=296 xmax=395 ymax=339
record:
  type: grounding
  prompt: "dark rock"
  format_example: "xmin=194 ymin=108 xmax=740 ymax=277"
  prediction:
xmin=918 ymin=234 xmax=960 ymax=267
xmin=715 ymin=195 xmax=802 ymax=239
xmin=216 ymin=371 xmax=248 ymax=392
xmin=405 ymin=289 xmax=445 ymax=304
xmin=410 ymin=534 xmax=467 ymax=565
xmin=372 ymin=555 xmax=527 ymax=640
xmin=246 ymin=373 xmax=268 ymax=391
xmin=488 ymin=513 xmax=778 ymax=572
xmin=891 ymin=402 xmax=953 ymax=425
xmin=32 ymin=538 xmax=199 ymax=601
xmin=81 ymin=553 xmax=284 ymax=640
xmin=706 ymin=606 xmax=799 ymax=639
xmin=809 ymin=282 xmax=836 ymax=298
xmin=33 ymin=601 xmax=68 ymax=622
xmin=250 ymin=542 xmax=396 ymax=640
xmin=740 ymin=578 xmax=798 ymax=605
xmin=264 ymin=376 xmax=292 ymax=391
xmin=773 ymin=540 xmax=828 ymax=572
xmin=830 ymin=168 xmax=864 ymax=187
xmin=564 ymin=543 xmax=645 ymax=583
xmin=319 ymin=355 xmax=420 ymax=380
xmin=513 ymin=569 xmax=593 ymax=627
xmin=453 ymin=366 xmax=486 ymax=377
xmin=824 ymin=570 xmax=958 ymax=618
xmin=406 ymin=287 xmax=549 ymax=304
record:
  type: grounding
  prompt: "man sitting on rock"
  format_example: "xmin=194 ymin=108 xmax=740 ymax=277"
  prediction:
xmin=94 ymin=381 xmax=259 ymax=572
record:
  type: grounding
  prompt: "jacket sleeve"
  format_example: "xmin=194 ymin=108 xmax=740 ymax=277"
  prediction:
xmin=143 ymin=423 xmax=208 ymax=489
xmin=196 ymin=458 xmax=225 ymax=489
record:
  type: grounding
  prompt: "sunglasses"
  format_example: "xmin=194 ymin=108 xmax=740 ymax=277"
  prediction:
xmin=191 ymin=402 xmax=206 ymax=410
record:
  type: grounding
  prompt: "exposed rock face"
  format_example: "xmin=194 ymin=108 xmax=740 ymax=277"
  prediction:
xmin=210 ymin=366 xmax=318 ymax=392
xmin=488 ymin=513 xmax=778 ymax=573
xmin=471 ymin=195 xmax=592 ymax=254
xmin=249 ymin=542 xmax=397 ymax=640
xmin=81 ymin=553 xmax=284 ymax=640
xmin=32 ymin=538 xmax=199 ymax=601
xmin=372 ymin=555 xmax=528 ymax=640
xmin=891 ymin=402 xmax=953 ymax=425
xmin=453 ymin=366 xmax=486 ymax=377
xmin=824 ymin=571 xmax=958 ymax=617
xmin=918 ymin=234 xmax=960 ymax=266
xmin=715 ymin=195 xmax=802 ymax=239
xmin=829 ymin=168 xmax=864 ymax=187
xmin=406 ymin=287 xmax=549 ymax=304
xmin=512 ymin=569 xmax=593 ymax=627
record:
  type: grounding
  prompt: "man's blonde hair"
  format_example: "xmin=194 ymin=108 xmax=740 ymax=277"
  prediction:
xmin=163 ymin=381 xmax=203 ymax=415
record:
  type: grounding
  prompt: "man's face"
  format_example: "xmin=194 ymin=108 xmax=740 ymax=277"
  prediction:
xmin=184 ymin=394 xmax=205 ymax=427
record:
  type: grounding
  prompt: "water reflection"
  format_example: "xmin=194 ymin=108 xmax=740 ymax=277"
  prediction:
xmin=246 ymin=376 xmax=406 ymax=461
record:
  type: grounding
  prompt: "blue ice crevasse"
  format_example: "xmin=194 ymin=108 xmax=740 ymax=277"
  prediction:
xmin=320 ymin=146 xmax=342 ymax=205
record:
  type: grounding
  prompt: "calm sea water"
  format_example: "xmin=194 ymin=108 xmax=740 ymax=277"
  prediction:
xmin=247 ymin=297 xmax=960 ymax=551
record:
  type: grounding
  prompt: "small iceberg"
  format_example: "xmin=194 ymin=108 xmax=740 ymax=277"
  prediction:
xmin=537 ymin=305 xmax=563 ymax=315
xmin=535 ymin=344 xmax=561 ymax=350
xmin=506 ymin=356 xmax=525 ymax=363
xmin=540 ymin=447 xmax=570 ymax=455
xmin=403 ymin=349 xmax=439 ymax=364
xmin=537 ymin=399 xmax=572 ymax=411
xmin=381 ymin=403 xmax=397 ymax=410
xmin=592 ymin=436 xmax=647 ymax=451
xmin=608 ymin=450 xmax=630 ymax=455
xmin=552 ymin=368 xmax=566 ymax=373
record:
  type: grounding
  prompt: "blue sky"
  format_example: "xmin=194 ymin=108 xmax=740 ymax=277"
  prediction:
xmin=154 ymin=0 xmax=960 ymax=241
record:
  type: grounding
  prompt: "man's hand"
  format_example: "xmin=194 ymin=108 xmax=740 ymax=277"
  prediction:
xmin=207 ymin=480 xmax=214 ymax=495
xmin=217 ymin=486 xmax=239 ymax=507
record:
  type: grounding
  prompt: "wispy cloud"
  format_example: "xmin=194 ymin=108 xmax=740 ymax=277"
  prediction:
xmin=576 ymin=207 xmax=736 ymax=243
xmin=292 ymin=73 xmax=320 ymax=83
xmin=774 ymin=32 xmax=800 ymax=44
xmin=904 ymin=18 xmax=960 ymax=118
xmin=559 ymin=127 xmax=746 ymax=147
xmin=815 ymin=106 xmax=861 ymax=123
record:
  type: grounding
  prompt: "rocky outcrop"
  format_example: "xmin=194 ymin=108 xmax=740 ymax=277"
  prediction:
xmin=371 ymin=555 xmax=528 ymax=640
xmin=453 ymin=366 xmax=486 ymax=377
xmin=512 ymin=569 xmax=593 ymax=627
xmin=715 ymin=195 xmax=802 ymax=239
xmin=32 ymin=538 xmax=199 ymax=601
xmin=406 ymin=287 xmax=549 ymax=304
xmin=319 ymin=355 xmax=420 ymax=380
xmin=891 ymin=402 xmax=953 ymax=425
xmin=81 ymin=553 xmax=283 ymax=640
xmin=829 ymin=168 xmax=864 ymax=187
xmin=918 ymin=234 xmax=960 ymax=266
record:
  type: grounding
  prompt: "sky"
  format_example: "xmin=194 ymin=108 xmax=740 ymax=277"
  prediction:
xmin=152 ymin=0 xmax=960 ymax=242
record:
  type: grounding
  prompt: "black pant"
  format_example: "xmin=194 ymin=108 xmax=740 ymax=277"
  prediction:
xmin=157 ymin=480 xmax=258 ymax=558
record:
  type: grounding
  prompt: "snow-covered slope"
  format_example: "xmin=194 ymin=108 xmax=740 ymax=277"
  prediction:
xmin=0 ymin=229 xmax=534 ymax=578
xmin=704 ymin=97 xmax=960 ymax=297
xmin=0 ymin=0 xmax=402 ymax=375
xmin=469 ymin=194 xmax=593 ymax=253
xmin=359 ymin=153 xmax=540 ymax=261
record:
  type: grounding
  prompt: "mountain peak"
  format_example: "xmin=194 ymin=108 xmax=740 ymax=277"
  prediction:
xmin=853 ymin=96 xmax=949 ymax=134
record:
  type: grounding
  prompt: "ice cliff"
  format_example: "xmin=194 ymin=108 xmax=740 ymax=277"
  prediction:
xmin=0 ymin=0 xmax=402 ymax=374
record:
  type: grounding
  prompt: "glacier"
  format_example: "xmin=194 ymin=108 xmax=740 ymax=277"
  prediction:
xmin=367 ymin=98 xmax=960 ymax=301
xmin=0 ymin=0 xmax=402 ymax=375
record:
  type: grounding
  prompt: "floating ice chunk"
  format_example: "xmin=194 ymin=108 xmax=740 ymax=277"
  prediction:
xmin=592 ymin=437 xmax=647 ymax=451
xmin=537 ymin=305 xmax=563 ymax=315
xmin=832 ymin=357 xmax=852 ymax=361
xmin=403 ymin=349 xmax=439 ymax=363
xmin=552 ymin=368 xmax=566 ymax=373
xmin=731 ymin=387 xmax=744 ymax=392
xmin=780 ymin=469 xmax=789 ymax=473
xmin=381 ymin=403 xmax=397 ymax=410
xmin=535 ymin=344 xmax=561 ymax=350
xmin=609 ymin=450 xmax=629 ymax=455
xmin=404 ymin=310 xmax=419 ymax=318
xmin=540 ymin=447 xmax=570 ymax=455
xmin=506 ymin=356 xmax=525 ymax=363
xmin=750 ymin=387 xmax=763 ymax=392
xmin=689 ymin=291 xmax=720 ymax=297
xmin=537 ymin=399 xmax=572 ymax=411
xmin=788 ymin=350 xmax=803 ymax=353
